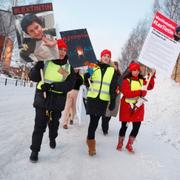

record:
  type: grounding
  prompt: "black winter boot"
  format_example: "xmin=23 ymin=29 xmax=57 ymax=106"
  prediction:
xmin=29 ymin=151 xmax=38 ymax=162
xmin=50 ymin=139 xmax=56 ymax=149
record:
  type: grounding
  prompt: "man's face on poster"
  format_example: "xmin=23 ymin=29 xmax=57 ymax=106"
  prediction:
xmin=26 ymin=21 xmax=43 ymax=40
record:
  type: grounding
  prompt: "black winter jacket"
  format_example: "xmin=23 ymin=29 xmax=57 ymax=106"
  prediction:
xmin=29 ymin=56 xmax=76 ymax=112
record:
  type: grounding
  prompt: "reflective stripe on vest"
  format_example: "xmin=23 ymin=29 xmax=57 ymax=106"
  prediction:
xmin=125 ymin=78 xmax=143 ymax=104
xmin=87 ymin=67 xmax=114 ymax=101
xmin=37 ymin=61 xmax=71 ymax=94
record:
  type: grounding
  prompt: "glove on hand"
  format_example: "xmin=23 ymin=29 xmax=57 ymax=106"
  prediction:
xmin=109 ymin=99 xmax=116 ymax=111
xmin=140 ymin=90 xmax=147 ymax=97
xmin=41 ymin=83 xmax=53 ymax=92
xmin=84 ymin=73 xmax=91 ymax=87
xmin=84 ymin=73 xmax=91 ymax=80
xmin=34 ymin=61 xmax=44 ymax=70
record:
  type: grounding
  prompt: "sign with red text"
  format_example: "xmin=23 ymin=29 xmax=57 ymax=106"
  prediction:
xmin=60 ymin=29 xmax=97 ymax=68
xmin=152 ymin=11 xmax=177 ymax=39
xmin=138 ymin=11 xmax=180 ymax=76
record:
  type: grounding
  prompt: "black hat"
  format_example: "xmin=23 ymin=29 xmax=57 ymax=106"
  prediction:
xmin=176 ymin=26 xmax=180 ymax=33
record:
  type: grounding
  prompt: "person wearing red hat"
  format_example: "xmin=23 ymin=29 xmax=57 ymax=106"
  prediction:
xmin=116 ymin=61 xmax=156 ymax=153
xmin=84 ymin=49 xmax=118 ymax=156
xmin=28 ymin=38 xmax=76 ymax=162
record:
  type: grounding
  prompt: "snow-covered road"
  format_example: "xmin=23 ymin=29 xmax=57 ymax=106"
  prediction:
xmin=0 ymin=79 xmax=180 ymax=180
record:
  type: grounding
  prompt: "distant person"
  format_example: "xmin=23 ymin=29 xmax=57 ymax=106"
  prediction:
xmin=84 ymin=49 xmax=118 ymax=156
xmin=174 ymin=25 xmax=180 ymax=42
xmin=20 ymin=13 xmax=59 ymax=62
xmin=116 ymin=62 xmax=156 ymax=153
xmin=103 ymin=61 xmax=122 ymax=135
xmin=28 ymin=39 xmax=76 ymax=162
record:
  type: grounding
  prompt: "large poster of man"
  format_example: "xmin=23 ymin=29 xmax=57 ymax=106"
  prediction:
xmin=60 ymin=29 xmax=97 ymax=67
xmin=12 ymin=3 xmax=59 ymax=62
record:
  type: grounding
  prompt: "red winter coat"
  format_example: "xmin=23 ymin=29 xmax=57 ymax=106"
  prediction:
xmin=119 ymin=76 xmax=155 ymax=122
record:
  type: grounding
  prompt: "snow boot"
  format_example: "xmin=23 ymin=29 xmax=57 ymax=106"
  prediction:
xmin=126 ymin=136 xmax=135 ymax=153
xmin=116 ymin=136 xmax=125 ymax=151
xmin=50 ymin=139 xmax=56 ymax=149
xmin=70 ymin=120 xmax=73 ymax=125
xmin=86 ymin=139 xmax=96 ymax=156
xmin=29 ymin=151 xmax=38 ymax=162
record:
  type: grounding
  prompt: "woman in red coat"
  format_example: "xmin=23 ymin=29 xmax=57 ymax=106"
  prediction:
xmin=116 ymin=62 xmax=155 ymax=153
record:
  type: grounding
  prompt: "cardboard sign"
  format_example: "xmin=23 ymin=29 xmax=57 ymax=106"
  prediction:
xmin=60 ymin=29 xmax=97 ymax=67
xmin=12 ymin=3 xmax=59 ymax=62
xmin=138 ymin=11 xmax=180 ymax=76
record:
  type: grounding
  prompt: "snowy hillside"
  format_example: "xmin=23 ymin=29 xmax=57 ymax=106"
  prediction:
xmin=0 ymin=76 xmax=180 ymax=180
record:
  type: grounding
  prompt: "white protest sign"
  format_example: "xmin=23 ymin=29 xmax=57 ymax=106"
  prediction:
xmin=138 ymin=11 xmax=180 ymax=76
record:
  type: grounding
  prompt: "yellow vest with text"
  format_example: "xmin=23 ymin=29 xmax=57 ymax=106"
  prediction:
xmin=37 ymin=61 xmax=71 ymax=94
xmin=125 ymin=78 xmax=143 ymax=104
xmin=87 ymin=66 xmax=115 ymax=101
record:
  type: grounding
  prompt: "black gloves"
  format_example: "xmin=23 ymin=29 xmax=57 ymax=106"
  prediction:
xmin=84 ymin=72 xmax=91 ymax=79
xmin=41 ymin=83 xmax=53 ymax=92
xmin=34 ymin=61 xmax=44 ymax=70
xmin=84 ymin=73 xmax=91 ymax=87
xmin=109 ymin=99 xmax=116 ymax=111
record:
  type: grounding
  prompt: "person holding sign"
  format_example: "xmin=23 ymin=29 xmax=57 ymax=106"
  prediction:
xmin=20 ymin=13 xmax=59 ymax=62
xmin=28 ymin=39 xmax=76 ymax=162
xmin=84 ymin=49 xmax=118 ymax=156
xmin=116 ymin=62 xmax=155 ymax=153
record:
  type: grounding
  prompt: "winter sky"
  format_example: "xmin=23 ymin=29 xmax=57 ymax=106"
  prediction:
xmin=53 ymin=0 xmax=154 ymax=60
xmin=0 ymin=0 xmax=154 ymax=60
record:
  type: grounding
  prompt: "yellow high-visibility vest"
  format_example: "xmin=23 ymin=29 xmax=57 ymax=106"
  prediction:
xmin=37 ymin=61 xmax=71 ymax=94
xmin=87 ymin=66 xmax=115 ymax=101
xmin=125 ymin=78 xmax=143 ymax=104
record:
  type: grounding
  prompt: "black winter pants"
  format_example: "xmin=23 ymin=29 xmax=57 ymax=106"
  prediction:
xmin=87 ymin=115 xmax=111 ymax=139
xmin=30 ymin=108 xmax=61 ymax=152
xmin=101 ymin=116 xmax=111 ymax=134
xmin=119 ymin=122 xmax=141 ymax=138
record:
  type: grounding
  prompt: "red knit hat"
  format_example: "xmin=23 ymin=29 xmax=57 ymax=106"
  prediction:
xmin=57 ymin=39 xmax=68 ymax=50
xmin=100 ymin=49 xmax=111 ymax=58
xmin=128 ymin=62 xmax=140 ymax=72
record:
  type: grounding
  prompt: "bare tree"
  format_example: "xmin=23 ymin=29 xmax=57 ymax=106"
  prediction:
xmin=153 ymin=0 xmax=161 ymax=14
xmin=162 ymin=0 xmax=180 ymax=24
xmin=119 ymin=18 xmax=150 ymax=72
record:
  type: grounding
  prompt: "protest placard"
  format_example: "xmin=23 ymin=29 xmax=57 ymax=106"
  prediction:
xmin=12 ymin=3 xmax=59 ymax=62
xmin=60 ymin=29 xmax=97 ymax=67
xmin=138 ymin=11 xmax=180 ymax=76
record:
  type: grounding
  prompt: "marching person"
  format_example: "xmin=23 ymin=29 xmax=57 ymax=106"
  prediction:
xmin=62 ymin=69 xmax=84 ymax=129
xmin=102 ymin=61 xmax=122 ymax=135
xmin=116 ymin=61 xmax=155 ymax=153
xmin=28 ymin=39 xmax=76 ymax=162
xmin=84 ymin=49 xmax=118 ymax=156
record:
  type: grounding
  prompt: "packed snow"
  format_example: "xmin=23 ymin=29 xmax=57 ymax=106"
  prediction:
xmin=0 ymin=75 xmax=180 ymax=180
